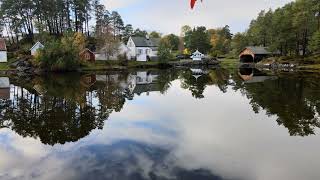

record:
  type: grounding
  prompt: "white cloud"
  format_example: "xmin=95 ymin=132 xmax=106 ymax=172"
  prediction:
xmin=101 ymin=0 xmax=143 ymax=10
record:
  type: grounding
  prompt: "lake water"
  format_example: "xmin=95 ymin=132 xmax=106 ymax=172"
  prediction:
xmin=1 ymin=67 xmax=320 ymax=180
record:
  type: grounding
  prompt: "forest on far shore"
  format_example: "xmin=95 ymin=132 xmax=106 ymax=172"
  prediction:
xmin=0 ymin=0 xmax=319 ymax=61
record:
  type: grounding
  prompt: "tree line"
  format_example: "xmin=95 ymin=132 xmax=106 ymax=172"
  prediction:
xmin=0 ymin=0 xmax=152 ymax=45
xmin=232 ymin=0 xmax=320 ymax=56
xmin=0 ymin=0 xmax=94 ymax=42
xmin=172 ymin=0 xmax=320 ymax=58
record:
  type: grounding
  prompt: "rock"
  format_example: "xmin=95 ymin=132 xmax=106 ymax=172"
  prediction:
xmin=34 ymin=68 xmax=45 ymax=75
xmin=10 ymin=60 xmax=23 ymax=68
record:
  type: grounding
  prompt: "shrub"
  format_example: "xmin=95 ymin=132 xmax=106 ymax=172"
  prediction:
xmin=158 ymin=38 xmax=173 ymax=63
xmin=118 ymin=53 xmax=128 ymax=66
xmin=36 ymin=33 xmax=81 ymax=71
xmin=308 ymin=31 xmax=320 ymax=54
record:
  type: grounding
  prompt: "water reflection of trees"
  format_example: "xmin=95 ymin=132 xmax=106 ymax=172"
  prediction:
xmin=233 ymin=70 xmax=320 ymax=136
xmin=0 ymin=76 xmax=105 ymax=145
xmin=1 ymin=68 xmax=320 ymax=141
xmin=179 ymin=68 xmax=230 ymax=98
xmin=0 ymin=70 xmax=180 ymax=145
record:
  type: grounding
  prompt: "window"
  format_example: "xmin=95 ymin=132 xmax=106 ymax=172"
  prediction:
xmin=85 ymin=53 xmax=90 ymax=60
xmin=146 ymin=49 xmax=150 ymax=55
xmin=138 ymin=49 xmax=143 ymax=55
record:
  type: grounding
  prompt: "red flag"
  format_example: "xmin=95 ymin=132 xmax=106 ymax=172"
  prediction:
xmin=190 ymin=0 xmax=197 ymax=9
xmin=190 ymin=0 xmax=202 ymax=9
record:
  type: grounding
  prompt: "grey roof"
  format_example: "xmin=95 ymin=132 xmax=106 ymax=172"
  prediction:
xmin=131 ymin=37 xmax=160 ymax=47
xmin=133 ymin=83 xmax=160 ymax=95
xmin=245 ymin=46 xmax=271 ymax=55
xmin=245 ymin=76 xmax=278 ymax=84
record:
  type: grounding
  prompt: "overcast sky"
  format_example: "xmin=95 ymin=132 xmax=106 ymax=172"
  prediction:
xmin=101 ymin=0 xmax=294 ymax=35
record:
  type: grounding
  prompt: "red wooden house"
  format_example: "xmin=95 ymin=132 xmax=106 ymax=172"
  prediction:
xmin=79 ymin=48 xmax=95 ymax=62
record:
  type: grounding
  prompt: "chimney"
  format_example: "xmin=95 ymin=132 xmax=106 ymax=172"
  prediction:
xmin=146 ymin=34 xmax=150 ymax=40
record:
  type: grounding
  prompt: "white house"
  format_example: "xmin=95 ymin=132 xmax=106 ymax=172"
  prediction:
xmin=95 ymin=42 xmax=131 ymax=61
xmin=191 ymin=50 xmax=205 ymax=61
xmin=0 ymin=38 xmax=7 ymax=63
xmin=127 ymin=36 xmax=160 ymax=61
xmin=30 ymin=41 xmax=44 ymax=56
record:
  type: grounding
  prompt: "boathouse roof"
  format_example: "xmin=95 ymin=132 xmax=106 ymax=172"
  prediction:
xmin=242 ymin=46 xmax=271 ymax=55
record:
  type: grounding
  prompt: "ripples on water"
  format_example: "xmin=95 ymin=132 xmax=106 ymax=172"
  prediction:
xmin=1 ymin=68 xmax=320 ymax=180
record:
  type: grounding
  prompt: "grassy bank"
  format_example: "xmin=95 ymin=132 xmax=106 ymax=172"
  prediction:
xmin=265 ymin=55 xmax=320 ymax=70
xmin=220 ymin=58 xmax=239 ymax=70
xmin=0 ymin=62 xmax=14 ymax=71
xmin=81 ymin=60 xmax=172 ymax=71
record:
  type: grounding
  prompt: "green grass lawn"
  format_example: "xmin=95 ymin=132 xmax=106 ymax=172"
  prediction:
xmin=0 ymin=63 xmax=11 ymax=71
xmin=81 ymin=60 xmax=166 ymax=71
xmin=220 ymin=58 xmax=239 ymax=70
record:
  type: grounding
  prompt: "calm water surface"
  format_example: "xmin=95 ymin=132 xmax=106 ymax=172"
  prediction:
xmin=1 ymin=68 xmax=320 ymax=180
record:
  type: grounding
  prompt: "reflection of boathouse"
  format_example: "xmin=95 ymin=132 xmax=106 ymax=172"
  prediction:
xmin=0 ymin=77 xmax=10 ymax=99
xmin=238 ymin=68 xmax=277 ymax=83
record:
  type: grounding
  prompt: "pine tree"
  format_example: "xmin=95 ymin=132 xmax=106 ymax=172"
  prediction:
xmin=308 ymin=31 xmax=320 ymax=53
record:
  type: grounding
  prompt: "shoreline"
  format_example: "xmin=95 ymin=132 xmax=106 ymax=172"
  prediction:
xmin=2 ymin=57 xmax=320 ymax=76
xmin=0 ymin=59 xmax=221 ymax=75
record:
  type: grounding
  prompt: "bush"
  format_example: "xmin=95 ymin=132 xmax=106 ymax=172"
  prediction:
xmin=36 ymin=33 xmax=82 ymax=71
xmin=118 ymin=53 xmax=128 ymax=66
xmin=309 ymin=31 xmax=320 ymax=54
xmin=158 ymin=38 xmax=173 ymax=63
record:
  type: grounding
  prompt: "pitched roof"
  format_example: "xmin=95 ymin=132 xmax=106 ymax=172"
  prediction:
xmin=30 ymin=41 xmax=44 ymax=51
xmin=192 ymin=50 xmax=204 ymax=55
xmin=131 ymin=37 xmax=160 ymax=47
xmin=245 ymin=46 xmax=271 ymax=55
xmin=0 ymin=38 xmax=7 ymax=51
xmin=80 ymin=48 xmax=94 ymax=54
xmin=133 ymin=83 xmax=160 ymax=95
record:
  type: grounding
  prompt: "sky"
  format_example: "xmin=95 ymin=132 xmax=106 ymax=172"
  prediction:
xmin=101 ymin=0 xmax=294 ymax=35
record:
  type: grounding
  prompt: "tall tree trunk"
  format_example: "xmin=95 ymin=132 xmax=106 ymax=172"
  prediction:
xmin=67 ymin=0 xmax=71 ymax=29
xmin=296 ymin=33 xmax=300 ymax=56
xmin=4 ymin=24 xmax=12 ymax=45
xmin=302 ymin=28 xmax=308 ymax=56
xmin=75 ymin=8 xmax=78 ymax=32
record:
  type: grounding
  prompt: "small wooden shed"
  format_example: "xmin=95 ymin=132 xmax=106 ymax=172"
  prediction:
xmin=239 ymin=46 xmax=272 ymax=63
xmin=0 ymin=38 xmax=7 ymax=63
xmin=30 ymin=41 xmax=45 ymax=56
xmin=79 ymin=48 xmax=95 ymax=62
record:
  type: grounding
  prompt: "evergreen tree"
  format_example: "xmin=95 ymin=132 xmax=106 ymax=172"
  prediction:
xmin=308 ymin=30 xmax=320 ymax=53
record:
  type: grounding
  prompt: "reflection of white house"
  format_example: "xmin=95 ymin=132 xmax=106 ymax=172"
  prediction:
xmin=0 ymin=77 xmax=9 ymax=88
xmin=191 ymin=50 xmax=205 ymax=61
xmin=95 ymin=43 xmax=130 ymax=61
xmin=136 ymin=71 xmax=158 ymax=85
xmin=0 ymin=77 xmax=10 ymax=99
xmin=127 ymin=36 xmax=160 ymax=61
xmin=0 ymin=38 xmax=7 ymax=63
xmin=30 ymin=41 xmax=45 ymax=56
xmin=126 ymin=74 xmax=137 ymax=94
xmin=95 ymin=71 xmax=160 ymax=96
xmin=133 ymin=71 xmax=159 ymax=95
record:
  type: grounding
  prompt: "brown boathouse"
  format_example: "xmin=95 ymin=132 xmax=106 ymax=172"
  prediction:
xmin=239 ymin=46 xmax=273 ymax=63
